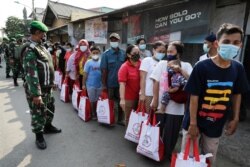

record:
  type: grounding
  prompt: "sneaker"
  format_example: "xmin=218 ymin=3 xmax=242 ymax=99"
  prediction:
xmin=44 ymin=124 xmax=62 ymax=134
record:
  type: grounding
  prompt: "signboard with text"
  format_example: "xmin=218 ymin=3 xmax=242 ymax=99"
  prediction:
xmin=139 ymin=0 xmax=211 ymax=43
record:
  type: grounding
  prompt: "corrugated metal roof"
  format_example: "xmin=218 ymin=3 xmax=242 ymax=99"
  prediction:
xmin=48 ymin=1 xmax=103 ymax=18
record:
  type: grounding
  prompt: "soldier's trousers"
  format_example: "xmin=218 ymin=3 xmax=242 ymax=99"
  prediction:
xmin=24 ymin=87 xmax=55 ymax=134
xmin=4 ymin=57 xmax=11 ymax=75
xmin=12 ymin=60 xmax=23 ymax=79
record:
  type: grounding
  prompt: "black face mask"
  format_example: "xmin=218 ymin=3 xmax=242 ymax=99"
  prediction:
xmin=130 ymin=54 xmax=140 ymax=62
xmin=167 ymin=55 xmax=177 ymax=61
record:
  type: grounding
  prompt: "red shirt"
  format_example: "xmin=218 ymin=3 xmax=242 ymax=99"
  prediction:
xmin=64 ymin=51 xmax=73 ymax=63
xmin=118 ymin=60 xmax=141 ymax=100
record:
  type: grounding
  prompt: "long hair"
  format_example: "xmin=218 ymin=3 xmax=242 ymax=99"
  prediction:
xmin=125 ymin=45 xmax=137 ymax=61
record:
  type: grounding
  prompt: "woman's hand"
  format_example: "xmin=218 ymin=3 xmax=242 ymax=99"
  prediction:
xmin=150 ymin=97 xmax=158 ymax=111
xmin=139 ymin=94 xmax=146 ymax=101
xmin=169 ymin=64 xmax=182 ymax=73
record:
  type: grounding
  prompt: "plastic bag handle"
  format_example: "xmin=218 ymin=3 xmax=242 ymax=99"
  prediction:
xmin=100 ymin=90 xmax=108 ymax=99
xmin=74 ymin=80 xmax=80 ymax=88
xmin=146 ymin=109 xmax=157 ymax=126
xmin=63 ymin=77 xmax=68 ymax=84
xmin=136 ymin=101 xmax=146 ymax=115
xmin=81 ymin=89 xmax=88 ymax=97
xmin=183 ymin=138 xmax=200 ymax=162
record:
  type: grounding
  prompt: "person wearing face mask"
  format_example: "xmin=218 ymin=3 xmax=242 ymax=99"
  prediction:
xmin=139 ymin=41 xmax=166 ymax=113
xmin=66 ymin=39 xmax=90 ymax=93
xmin=51 ymin=43 xmax=59 ymax=70
xmin=199 ymin=33 xmax=217 ymax=61
xmin=64 ymin=42 xmax=73 ymax=64
xmin=82 ymin=46 xmax=102 ymax=120
xmin=136 ymin=38 xmax=152 ymax=59
xmin=181 ymin=23 xmax=249 ymax=165
xmin=54 ymin=43 xmax=66 ymax=76
xmin=47 ymin=45 xmax=53 ymax=55
xmin=100 ymin=33 xmax=126 ymax=125
xmin=150 ymin=41 xmax=192 ymax=161
xmin=118 ymin=45 xmax=141 ymax=126
xmin=21 ymin=21 xmax=62 ymax=150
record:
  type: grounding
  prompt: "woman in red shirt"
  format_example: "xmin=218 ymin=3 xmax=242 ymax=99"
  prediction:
xmin=118 ymin=45 xmax=141 ymax=126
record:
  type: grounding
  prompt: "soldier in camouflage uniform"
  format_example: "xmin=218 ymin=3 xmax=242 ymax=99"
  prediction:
xmin=0 ymin=44 xmax=3 ymax=68
xmin=9 ymin=35 xmax=25 ymax=86
xmin=22 ymin=21 xmax=61 ymax=150
xmin=1 ymin=37 xmax=12 ymax=78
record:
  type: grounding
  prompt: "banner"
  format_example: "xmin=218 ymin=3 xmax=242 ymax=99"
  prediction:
xmin=122 ymin=0 xmax=211 ymax=44
xmin=85 ymin=18 xmax=108 ymax=44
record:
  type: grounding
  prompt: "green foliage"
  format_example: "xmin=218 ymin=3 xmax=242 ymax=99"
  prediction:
xmin=5 ymin=16 xmax=26 ymax=39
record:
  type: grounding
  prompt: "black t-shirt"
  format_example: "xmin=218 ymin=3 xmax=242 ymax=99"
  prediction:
xmin=183 ymin=58 xmax=249 ymax=137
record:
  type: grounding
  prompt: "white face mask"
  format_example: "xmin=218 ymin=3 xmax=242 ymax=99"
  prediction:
xmin=80 ymin=46 xmax=87 ymax=52
xmin=110 ymin=42 xmax=119 ymax=48
xmin=92 ymin=54 xmax=99 ymax=60
xmin=203 ymin=43 xmax=210 ymax=53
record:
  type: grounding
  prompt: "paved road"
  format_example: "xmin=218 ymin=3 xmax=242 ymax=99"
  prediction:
xmin=0 ymin=66 xmax=243 ymax=167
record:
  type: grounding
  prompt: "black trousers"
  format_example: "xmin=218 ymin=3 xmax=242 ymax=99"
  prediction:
xmin=108 ymin=87 xmax=123 ymax=122
xmin=156 ymin=113 xmax=183 ymax=158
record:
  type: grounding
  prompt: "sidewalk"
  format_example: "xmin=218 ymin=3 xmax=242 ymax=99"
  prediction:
xmin=0 ymin=62 xmax=247 ymax=167
xmin=218 ymin=119 xmax=250 ymax=167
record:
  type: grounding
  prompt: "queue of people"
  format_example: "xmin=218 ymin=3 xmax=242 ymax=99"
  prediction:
xmin=4 ymin=20 xmax=249 ymax=167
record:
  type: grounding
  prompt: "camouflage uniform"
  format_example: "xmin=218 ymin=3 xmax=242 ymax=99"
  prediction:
xmin=1 ymin=42 xmax=12 ymax=77
xmin=22 ymin=41 xmax=55 ymax=133
xmin=9 ymin=41 xmax=25 ymax=85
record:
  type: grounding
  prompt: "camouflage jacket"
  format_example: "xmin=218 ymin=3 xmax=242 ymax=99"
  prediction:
xmin=0 ymin=43 xmax=10 ymax=58
xmin=22 ymin=40 xmax=55 ymax=97
xmin=9 ymin=42 xmax=15 ymax=58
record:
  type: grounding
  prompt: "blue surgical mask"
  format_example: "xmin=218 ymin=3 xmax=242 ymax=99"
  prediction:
xmin=155 ymin=52 xmax=165 ymax=60
xmin=110 ymin=42 xmax=119 ymax=48
xmin=139 ymin=44 xmax=146 ymax=50
xmin=167 ymin=55 xmax=177 ymax=61
xmin=218 ymin=44 xmax=239 ymax=60
xmin=203 ymin=43 xmax=210 ymax=53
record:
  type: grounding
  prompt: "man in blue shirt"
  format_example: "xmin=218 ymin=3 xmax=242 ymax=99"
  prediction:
xmin=182 ymin=23 xmax=249 ymax=165
xmin=100 ymin=33 xmax=126 ymax=125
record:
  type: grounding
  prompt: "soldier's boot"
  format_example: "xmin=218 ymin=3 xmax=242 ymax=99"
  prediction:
xmin=35 ymin=132 xmax=46 ymax=149
xmin=14 ymin=78 xmax=19 ymax=86
xmin=44 ymin=124 xmax=62 ymax=134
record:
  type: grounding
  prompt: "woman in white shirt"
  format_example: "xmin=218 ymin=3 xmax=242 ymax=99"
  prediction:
xmin=150 ymin=41 xmax=193 ymax=161
xmin=136 ymin=38 xmax=152 ymax=59
xmin=139 ymin=41 xmax=166 ymax=113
